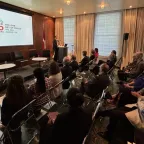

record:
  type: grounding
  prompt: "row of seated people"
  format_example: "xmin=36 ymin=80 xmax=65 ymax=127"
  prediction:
xmin=95 ymin=52 xmax=144 ymax=143
xmin=0 ymin=52 xmax=112 ymax=144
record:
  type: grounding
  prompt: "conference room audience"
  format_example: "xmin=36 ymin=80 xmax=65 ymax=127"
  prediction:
xmin=81 ymin=63 xmax=110 ymax=98
xmin=69 ymin=55 xmax=79 ymax=71
xmin=90 ymin=49 xmax=95 ymax=61
xmin=48 ymin=61 xmax=63 ymax=99
xmin=1 ymin=75 xmax=30 ymax=143
xmin=40 ymin=88 xmax=92 ymax=144
xmin=79 ymin=51 xmax=89 ymax=72
xmin=107 ymin=50 xmax=117 ymax=69
xmin=29 ymin=68 xmax=51 ymax=114
xmin=118 ymin=52 xmax=144 ymax=80
xmin=61 ymin=56 xmax=73 ymax=89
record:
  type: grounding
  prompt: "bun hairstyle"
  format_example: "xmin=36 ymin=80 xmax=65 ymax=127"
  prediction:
xmin=67 ymin=88 xmax=84 ymax=108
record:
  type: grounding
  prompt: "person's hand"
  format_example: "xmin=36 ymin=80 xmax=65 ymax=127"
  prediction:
xmin=131 ymin=91 xmax=141 ymax=98
xmin=124 ymin=83 xmax=129 ymax=88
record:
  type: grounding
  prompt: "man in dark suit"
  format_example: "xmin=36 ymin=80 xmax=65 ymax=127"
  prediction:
xmin=79 ymin=51 xmax=89 ymax=72
xmin=70 ymin=55 xmax=79 ymax=71
xmin=61 ymin=56 xmax=73 ymax=89
xmin=53 ymin=36 xmax=59 ymax=61
xmin=81 ymin=63 xmax=110 ymax=98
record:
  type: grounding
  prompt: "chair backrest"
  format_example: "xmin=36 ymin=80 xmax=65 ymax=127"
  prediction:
xmin=12 ymin=51 xmax=23 ymax=61
xmin=42 ymin=50 xmax=50 ymax=58
xmin=0 ymin=53 xmax=12 ymax=63
xmin=29 ymin=50 xmax=38 ymax=58
xmin=0 ymin=99 xmax=40 ymax=144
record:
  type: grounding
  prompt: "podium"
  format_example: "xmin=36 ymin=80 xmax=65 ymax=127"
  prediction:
xmin=58 ymin=46 xmax=68 ymax=63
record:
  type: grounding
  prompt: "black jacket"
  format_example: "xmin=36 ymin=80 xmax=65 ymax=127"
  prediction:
xmin=61 ymin=65 xmax=73 ymax=89
xmin=84 ymin=73 xmax=110 ymax=98
xmin=51 ymin=108 xmax=92 ymax=144
xmin=80 ymin=56 xmax=89 ymax=67
xmin=70 ymin=60 xmax=79 ymax=71
xmin=53 ymin=39 xmax=58 ymax=51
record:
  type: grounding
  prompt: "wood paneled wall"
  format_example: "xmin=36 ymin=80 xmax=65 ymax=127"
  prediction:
xmin=0 ymin=2 xmax=55 ymax=59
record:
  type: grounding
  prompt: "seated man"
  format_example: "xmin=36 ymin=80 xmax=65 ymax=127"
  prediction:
xmin=69 ymin=55 xmax=79 ymax=71
xmin=40 ymin=88 xmax=92 ymax=144
xmin=118 ymin=52 xmax=144 ymax=81
xmin=89 ymin=49 xmax=95 ymax=61
xmin=81 ymin=63 xmax=110 ymax=98
xmin=61 ymin=56 xmax=73 ymax=89
xmin=79 ymin=51 xmax=89 ymax=72
xmin=97 ymin=91 xmax=144 ymax=144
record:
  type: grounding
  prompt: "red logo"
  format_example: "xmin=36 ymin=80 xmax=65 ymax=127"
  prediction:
xmin=0 ymin=26 xmax=4 ymax=31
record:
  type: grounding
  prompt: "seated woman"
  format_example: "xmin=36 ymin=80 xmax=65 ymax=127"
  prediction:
xmin=118 ymin=52 xmax=144 ymax=81
xmin=40 ymin=88 xmax=92 ymax=144
xmin=61 ymin=56 xmax=73 ymax=89
xmin=107 ymin=50 xmax=117 ymax=69
xmin=69 ymin=55 xmax=79 ymax=71
xmin=29 ymin=68 xmax=51 ymax=113
xmin=48 ymin=61 xmax=63 ymax=99
xmin=97 ymin=91 xmax=144 ymax=144
xmin=1 ymin=75 xmax=30 ymax=143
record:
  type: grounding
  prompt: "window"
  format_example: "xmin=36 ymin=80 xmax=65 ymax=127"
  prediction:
xmin=94 ymin=12 xmax=122 ymax=56
xmin=64 ymin=16 xmax=75 ymax=54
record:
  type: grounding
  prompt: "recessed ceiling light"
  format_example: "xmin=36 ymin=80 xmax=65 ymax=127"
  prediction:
xmin=84 ymin=11 xmax=86 ymax=14
xmin=66 ymin=0 xmax=71 ymax=5
xmin=129 ymin=5 xmax=132 ymax=8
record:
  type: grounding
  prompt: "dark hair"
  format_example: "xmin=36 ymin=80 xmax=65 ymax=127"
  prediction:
xmin=71 ymin=55 xmax=76 ymax=61
xmin=95 ymin=48 xmax=98 ymax=53
xmin=34 ymin=68 xmax=46 ymax=93
xmin=6 ymin=75 xmax=29 ymax=106
xmin=67 ymin=88 xmax=84 ymax=108
xmin=91 ymin=50 xmax=95 ymax=55
xmin=83 ymin=51 xmax=87 ymax=56
xmin=49 ymin=61 xmax=60 ymax=75
xmin=112 ymin=50 xmax=116 ymax=55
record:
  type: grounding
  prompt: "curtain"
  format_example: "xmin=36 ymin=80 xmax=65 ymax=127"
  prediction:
xmin=75 ymin=14 xmax=95 ymax=62
xmin=121 ymin=9 xmax=137 ymax=68
xmin=134 ymin=8 xmax=144 ymax=53
xmin=55 ymin=18 xmax=64 ymax=46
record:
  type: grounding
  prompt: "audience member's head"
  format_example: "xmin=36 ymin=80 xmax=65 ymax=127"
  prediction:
xmin=6 ymin=75 xmax=28 ymax=106
xmin=82 ymin=51 xmax=87 ymax=57
xmin=133 ymin=52 xmax=143 ymax=62
xmin=95 ymin=48 xmax=99 ymax=53
xmin=34 ymin=68 xmax=46 ymax=93
xmin=67 ymin=88 xmax=84 ymax=108
xmin=71 ymin=55 xmax=76 ymax=61
xmin=111 ymin=50 xmax=117 ymax=56
xmin=49 ymin=61 xmax=60 ymax=75
xmin=55 ymin=36 xmax=57 ymax=39
xmin=99 ymin=63 xmax=109 ymax=74
xmin=91 ymin=50 xmax=95 ymax=55
xmin=63 ymin=56 xmax=71 ymax=66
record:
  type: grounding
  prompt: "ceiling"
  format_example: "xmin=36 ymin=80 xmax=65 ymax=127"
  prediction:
xmin=0 ymin=0 xmax=144 ymax=17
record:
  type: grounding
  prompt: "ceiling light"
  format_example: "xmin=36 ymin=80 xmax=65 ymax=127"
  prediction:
xmin=100 ymin=2 xmax=105 ymax=9
xmin=66 ymin=0 xmax=71 ymax=5
xmin=129 ymin=5 xmax=132 ymax=8
xmin=84 ymin=11 xmax=86 ymax=14
xmin=53 ymin=16 xmax=55 ymax=18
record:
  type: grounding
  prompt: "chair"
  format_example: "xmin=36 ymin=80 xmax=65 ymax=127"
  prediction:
xmin=29 ymin=50 xmax=38 ymax=58
xmin=0 ymin=53 xmax=12 ymax=64
xmin=42 ymin=50 xmax=50 ymax=59
xmin=12 ymin=51 xmax=28 ymax=67
xmin=83 ymin=87 xmax=109 ymax=144
xmin=0 ymin=99 xmax=40 ymax=144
